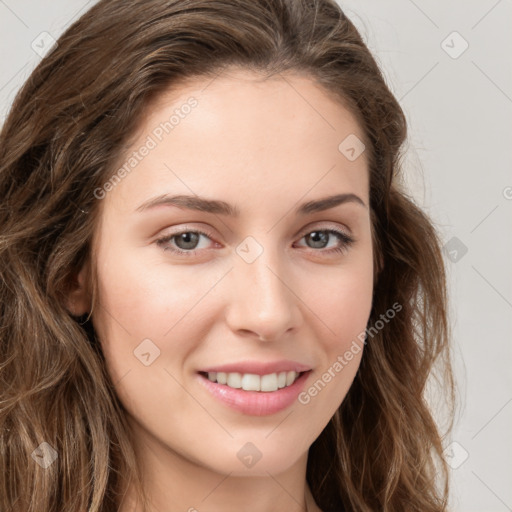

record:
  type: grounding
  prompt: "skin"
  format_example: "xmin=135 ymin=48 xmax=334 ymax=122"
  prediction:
xmin=68 ymin=68 xmax=374 ymax=512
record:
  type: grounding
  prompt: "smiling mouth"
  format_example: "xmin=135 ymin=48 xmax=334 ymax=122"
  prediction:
xmin=198 ymin=370 xmax=309 ymax=392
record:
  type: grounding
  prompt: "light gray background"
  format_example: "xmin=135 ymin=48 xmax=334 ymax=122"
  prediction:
xmin=1 ymin=1 xmax=511 ymax=510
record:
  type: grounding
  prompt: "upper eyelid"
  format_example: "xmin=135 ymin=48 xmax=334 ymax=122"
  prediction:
xmin=297 ymin=222 xmax=352 ymax=237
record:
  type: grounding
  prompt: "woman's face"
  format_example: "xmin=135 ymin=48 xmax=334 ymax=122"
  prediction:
xmin=79 ymin=68 xmax=374 ymax=477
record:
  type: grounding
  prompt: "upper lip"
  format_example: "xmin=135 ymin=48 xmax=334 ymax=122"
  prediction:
xmin=199 ymin=360 xmax=312 ymax=376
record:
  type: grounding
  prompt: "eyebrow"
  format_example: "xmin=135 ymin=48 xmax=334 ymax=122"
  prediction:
xmin=135 ymin=192 xmax=367 ymax=216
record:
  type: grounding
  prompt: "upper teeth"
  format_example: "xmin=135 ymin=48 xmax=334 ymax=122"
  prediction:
xmin=207 ymin=371 xmax=300 ymax=392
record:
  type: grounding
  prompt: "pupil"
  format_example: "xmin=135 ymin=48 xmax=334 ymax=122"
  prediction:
xmin=177 ymin=232 xmax=199 ymax=250
xmin=308 ymin=231 xmax=328 ymax=249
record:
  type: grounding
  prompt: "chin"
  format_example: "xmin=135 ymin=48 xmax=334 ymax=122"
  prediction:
xmin=192 ymin=436 xmax=311 ymax=477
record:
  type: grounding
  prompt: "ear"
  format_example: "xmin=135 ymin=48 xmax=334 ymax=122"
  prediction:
xmin=64 ymin=261 xmax=92 ymax=317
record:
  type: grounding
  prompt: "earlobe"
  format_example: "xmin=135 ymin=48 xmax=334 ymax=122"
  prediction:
xmin=65 ymin=262 xmax=92 ymax=317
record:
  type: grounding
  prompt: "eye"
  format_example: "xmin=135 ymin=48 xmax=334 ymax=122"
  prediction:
xmin=294 ymin=228 xmax=354 ymax=255
xmin=155 ymin=226 xmax=355 ymax=257
xmin=156 ymin=229 xmax=215 ymax=256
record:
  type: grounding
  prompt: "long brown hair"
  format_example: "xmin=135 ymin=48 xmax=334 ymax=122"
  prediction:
xmin=0 ymin=0 xmax=454 ymax=510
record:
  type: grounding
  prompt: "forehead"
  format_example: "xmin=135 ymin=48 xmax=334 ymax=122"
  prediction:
xmin=103 ymin=68 xmax=369 ymax=216
xmin=145 ymin=67 xmax=365 ymax=143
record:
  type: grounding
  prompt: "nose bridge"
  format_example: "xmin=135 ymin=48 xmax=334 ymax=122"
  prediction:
xmin=226 ymin=235 xmax=300 ymax=339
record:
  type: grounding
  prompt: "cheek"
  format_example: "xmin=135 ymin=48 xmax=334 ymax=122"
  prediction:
xmin=93 ymin=248 xmax=217 ymax=339
xmin=90 ymin=247 xmax=229 ymax=394
xmin=305 ymin=254 xmax=374 ymax=342
xmin=298 ymin=253 xmax=372 ymax=402
xmin=90 ymin=254 xmax=213 ymax=423
xmin=296 ymin=269 xmax=371 ymax=418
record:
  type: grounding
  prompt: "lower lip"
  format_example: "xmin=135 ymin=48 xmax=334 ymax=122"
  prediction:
xmin=196 ymin=371 xmax=311 ymax=416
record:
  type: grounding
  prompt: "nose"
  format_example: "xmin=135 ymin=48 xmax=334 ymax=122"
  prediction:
xmin=225 ymin=243 xmax=302 ymax=342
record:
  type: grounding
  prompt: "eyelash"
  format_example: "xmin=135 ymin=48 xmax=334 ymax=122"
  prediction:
xmin=155 ymin=226 xmax=355 ymax=257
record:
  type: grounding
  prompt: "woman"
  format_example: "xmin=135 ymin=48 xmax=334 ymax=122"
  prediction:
xmin=0 ymin=0 xmax=454 ymax=510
